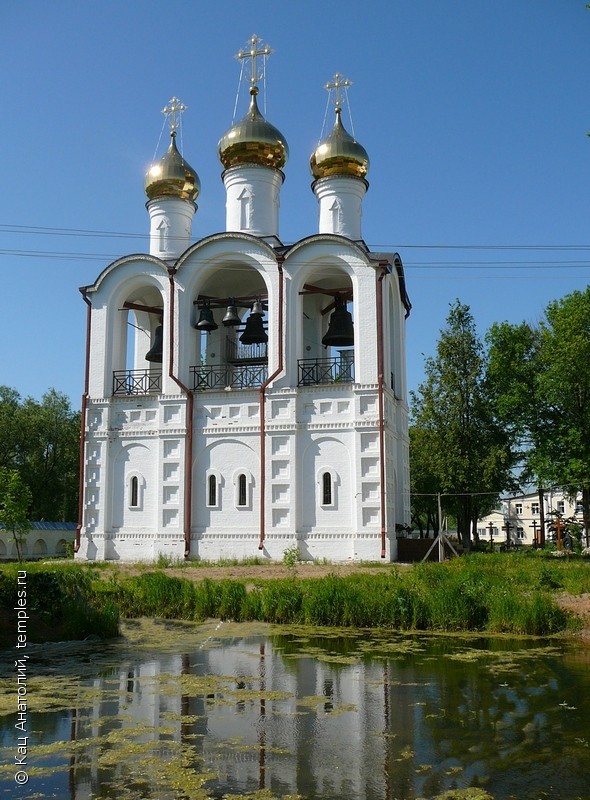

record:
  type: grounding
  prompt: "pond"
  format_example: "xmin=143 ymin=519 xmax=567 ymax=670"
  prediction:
xmin=1 ymin=619 xmax=589 ymax=800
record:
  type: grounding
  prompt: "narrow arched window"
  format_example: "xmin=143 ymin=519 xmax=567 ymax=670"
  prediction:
xmin=322 ymin=472 xmax=332 ymax=506
xmin=238 ymin=474 xmax=247 ymax=507
xmin=130 ymin=476 xmax=139 ymax=508
xmin=208 ymin=474 xmax=217 ymax=507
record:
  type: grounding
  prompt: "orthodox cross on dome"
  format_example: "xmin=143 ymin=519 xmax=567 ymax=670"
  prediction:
xmin=236 ymin=34 xmax=273 ymax=89
xmin=161 ymin=96 xmax=187 ymax=133
xmin=325 ymin=72 xmax=352 ymax=112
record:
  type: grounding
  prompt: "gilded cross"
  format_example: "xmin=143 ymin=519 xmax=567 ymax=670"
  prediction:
xmin=325 ymin=73 xmax=352 ymax=111
xmin=161 ymin=97 xmax=187 ymax=133
xmin=236 ymin=34 xmax=273 ymax=88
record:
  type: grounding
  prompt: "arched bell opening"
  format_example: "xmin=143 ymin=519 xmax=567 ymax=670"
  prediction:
xmin=112 ymin=285 xmax=165 ymax=396
xmin=298 ymin=269 xmax=354 ymax=387
xmin=190 ymin=263 xmax=269 ymax=391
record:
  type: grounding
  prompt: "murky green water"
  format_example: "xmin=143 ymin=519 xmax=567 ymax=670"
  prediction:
xmin=1 ymin=620 xmax=589 ymax=800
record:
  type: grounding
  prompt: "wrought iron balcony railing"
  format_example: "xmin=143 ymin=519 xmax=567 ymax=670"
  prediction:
xmin=191 ymin=364 xmax=268 ymax=391
xmin=113 ymin=369 xmax=162 ymax=396
xmin=226 ymin=337 xmax=267 ymax=364
xmin=297 ymin=356 xmax=354 ymax=387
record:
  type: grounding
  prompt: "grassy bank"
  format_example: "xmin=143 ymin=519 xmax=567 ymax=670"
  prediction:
xmin=107 ymin=554 xmax=584 ymax=636
xmin=0 ymin=563 xmax=119 ymax=649
xmin=0 ymin=552 xmax=588 ymax=647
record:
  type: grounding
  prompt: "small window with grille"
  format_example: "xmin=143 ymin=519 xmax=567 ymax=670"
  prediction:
xmin=130 ymin=476 xmax=139 ymax=508
xmin=238 ymin=474 xmax=247 ymax=507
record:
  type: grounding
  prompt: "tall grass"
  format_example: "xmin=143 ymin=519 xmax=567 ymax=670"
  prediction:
xmin=1 ymin=553 xmax=586 ymax=644
xmin=104 ymin=558 xmax=581 ymax=636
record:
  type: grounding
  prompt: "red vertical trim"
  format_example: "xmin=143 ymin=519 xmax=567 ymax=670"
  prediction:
xmin=168 ymin=270 xmax=194 ymax=558
xmin=75 ymin=290 xmax=92 ymax=553
xmin=258 ymin=259 xmax=284 ymax=550
xmin=377 ymin=267 xmax=387 ymax=558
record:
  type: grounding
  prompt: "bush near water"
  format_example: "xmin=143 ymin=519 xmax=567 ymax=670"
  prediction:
xmin=0 ymin=563 xmax=119 ymax=647
xmin=1 ymin=552 xmax=587 ymax=646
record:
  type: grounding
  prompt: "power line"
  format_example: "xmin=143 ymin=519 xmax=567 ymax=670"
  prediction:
xmin=1 ymin=224 xmax=590 ymax=272
xmin=1 ymin=249 xmax=590 ymax=273
xmin=1 ymin=222 xmax=590 ymax=251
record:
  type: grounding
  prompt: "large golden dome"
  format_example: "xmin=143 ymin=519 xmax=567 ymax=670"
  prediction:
xmin=310 ymin=108 xmax=369 ymax=180
xmin=145 ymin=132 xmax=200 ymax=203
xmin=218 ymin=87 xmax=288 ymax=171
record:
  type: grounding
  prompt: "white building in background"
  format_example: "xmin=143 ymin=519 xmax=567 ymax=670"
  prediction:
xmin=75 ymin=39 xmax=411 ymax=564
xmin=477 ymin=489 xmax=586 ymax=547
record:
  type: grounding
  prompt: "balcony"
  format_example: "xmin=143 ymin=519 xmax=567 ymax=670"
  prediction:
xmin=113 ymin=369 xmax=162 ymax=396
xmin=191 ymin=364 xmax=268 ymax=391
xmin=298 ymin=355 xmax=354 ymax=387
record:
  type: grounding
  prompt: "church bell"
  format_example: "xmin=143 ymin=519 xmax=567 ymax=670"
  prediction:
xmin=222 ymin=302 xmax=241 ymax=327
xmin=195 ymin=303 xmax=218 ymax=332
xmin=239 ymin=303 xmax=268 ymax=344
xmin=321 ymin=297 xmax=354 ymax=348
xmin=145 ymin=324 xmax=164 ymax=363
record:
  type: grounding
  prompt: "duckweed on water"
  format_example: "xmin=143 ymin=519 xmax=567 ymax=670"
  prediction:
xmin=418 ymin=792 xmax=493 ymax=800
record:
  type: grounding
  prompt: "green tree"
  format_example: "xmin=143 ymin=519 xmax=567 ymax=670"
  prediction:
xmin=0 ymin=385 xmax=26 ymax=469
xmin=21 ymin=390 xmax=80 ymax=521
xmin=0 ymin=468 xmax=32 ymax=561
xmin=0 ymin=387 xmax=80 ymax=521
xmin=409 ymin=425 xmax=439 ymax=536
xmin=488 ymin=288 xmax=590 ymax=546
xmin=411 ymin=301 xmax=517 ymax=548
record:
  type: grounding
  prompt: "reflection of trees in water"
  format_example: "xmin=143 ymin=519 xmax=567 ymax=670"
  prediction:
xmin=413 ymin=645 xmax=590 ymax=797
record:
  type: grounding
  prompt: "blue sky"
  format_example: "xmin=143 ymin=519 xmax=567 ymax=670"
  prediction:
xmin=0 ymin=1 xmax=589 ymax=406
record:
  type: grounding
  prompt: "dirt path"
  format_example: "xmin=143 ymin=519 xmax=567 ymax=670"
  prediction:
xmin=555 ymin=592 xmax=590 ymax=640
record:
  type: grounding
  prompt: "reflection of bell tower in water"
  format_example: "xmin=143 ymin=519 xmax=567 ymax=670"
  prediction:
xmin=76 ymin=36 xmax=411 ymax=564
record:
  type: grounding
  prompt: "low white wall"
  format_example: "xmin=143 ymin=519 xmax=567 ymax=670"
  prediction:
xmin=0 ymin=525 xmax=76 ymax=561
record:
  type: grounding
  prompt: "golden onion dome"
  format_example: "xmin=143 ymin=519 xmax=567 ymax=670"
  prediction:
xmin=218 ymin=87 xmax=288 ymax=171
xmin=310 ymin=108 xmax=369 ymax=180
xmin=145 ymin=132 xmax=200 ymax=202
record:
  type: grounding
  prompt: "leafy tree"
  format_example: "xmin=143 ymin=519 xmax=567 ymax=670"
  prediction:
xmin=409 ymin=425 xmax=439 ymax=536
xmin=0 ymin=385 xmax=26 ymax=469
xmin=488 ymin=288 xmax=590 ymax=546
xmin=21 ymin=390 xmax=80 ymax=520
xmin=411 ymin=301 xmax=517 ymax=548
xmin=0 ymin=468 xmax=32 ymax=561
xmin=0 ymin=387 xmax=80 ymax=521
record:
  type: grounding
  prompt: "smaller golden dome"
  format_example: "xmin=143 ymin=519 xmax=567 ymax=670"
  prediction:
xmin=218 ymin=87 xmax=288 ymax=171
xmin=145 ymin=133 xmax=200 ymax=202
xmin=310 ymin=109 xmax=369 ymax=180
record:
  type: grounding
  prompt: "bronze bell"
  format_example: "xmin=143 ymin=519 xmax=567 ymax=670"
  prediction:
xmin=321 ymin=298 xmax=354 ymax=348
xmin=195 ymin=303 xmax=218 ymax=332
xmin=222 ymin=302 xmax=241 ymax=327
xmin=145 ymin=324 xmax=163 ymax=363
xmin=251 ymin=299 xmax=264 ymax=316
xmin=240 ymin=312 xmax=268 ymax=344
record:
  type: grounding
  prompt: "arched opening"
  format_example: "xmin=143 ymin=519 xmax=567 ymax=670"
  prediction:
xmin=207 ymin=474 xmax=218 ymax=508
xmin=130 ymin=476 xmax=139 ymax=508
xmin=191 ymin=262 xmax=269 ymax=391
xmin=322 ymin=471 xmax=332 ymax=506
xmin=112 ymin=284 xmax=165 ymax=396
xmin=32 ymin=539 xmax=48 ymax=558
xmin=298 ymin=267 xmax=354 ymax=386
xmin=55 ymin=539 xmax=68 ymax=557
xmin=238 ymin=474 xmax=247 ymax=506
